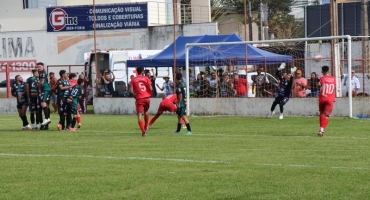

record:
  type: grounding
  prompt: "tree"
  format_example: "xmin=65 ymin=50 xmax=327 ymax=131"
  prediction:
xmin=211 ymin=0 xmax=303 ymax=39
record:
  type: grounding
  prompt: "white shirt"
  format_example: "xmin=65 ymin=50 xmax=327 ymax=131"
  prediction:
xmin=162 ymin=80 xmax=174 ymax=97
xmin=343 ymin=74 xmax=360 ymax=90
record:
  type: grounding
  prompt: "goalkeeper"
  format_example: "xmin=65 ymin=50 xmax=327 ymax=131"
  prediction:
xmin=268 ymin=63 xmax=296 ymax=120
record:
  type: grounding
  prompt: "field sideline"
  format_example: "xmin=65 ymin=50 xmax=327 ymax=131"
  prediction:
xmin=0 ymin=114 xmax=369 ymax=199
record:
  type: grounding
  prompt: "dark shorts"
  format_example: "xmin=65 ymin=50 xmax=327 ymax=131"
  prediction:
xmin=39 ymin=90 xmax=51 ymax=104
xmin=64 ymin=102 xmax=78 ymax=115
xmin=176 ymin=106 xmax=187 ymax=116
xmin=28 ymin=97 xmax=39 ymax=112
xmin=17 ymin=101 xmax=27 ymax=110
xmin=57 ymin=97 xmax=67 ymax=113
xmin=273 ymin=96 xmax=289 ymax=106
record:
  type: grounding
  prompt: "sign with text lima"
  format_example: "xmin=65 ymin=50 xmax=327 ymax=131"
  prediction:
xmin=47 ymin=3 xmax=148 ymax=32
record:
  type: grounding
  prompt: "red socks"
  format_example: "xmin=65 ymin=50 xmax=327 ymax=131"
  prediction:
xmin=144 ymin=114 xmax=149 ymax=128
xmin=138 ymin=120 xmax=145 ymax=133
xmin=149 ymin=114 xmax=159 ymax=127
xmin=319 ymin=114 xmax=329 ymax=129
xmin=77 ymin=116 xmax=81 ymax=124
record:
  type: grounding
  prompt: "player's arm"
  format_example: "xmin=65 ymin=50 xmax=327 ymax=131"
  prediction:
xmin=58 ymin=80 xmax=69 ymax=91
xmin=25 ymin=81 xmax=31 ymax=102
xmin=39 ymin=78 xmax=44 ymax=90
xmin=129 ymin=84 xmax=135 ymax=98
xmin=320 ymin=81 xmax=326 ymax=97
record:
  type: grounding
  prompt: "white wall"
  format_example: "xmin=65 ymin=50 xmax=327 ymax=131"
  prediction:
xmin=1 ymin=97 xmax=369 ymax=117
xmin=0 ymin=1 xmax=46 ymax=32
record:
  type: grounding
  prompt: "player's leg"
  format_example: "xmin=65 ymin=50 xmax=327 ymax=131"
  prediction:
xmin=57 ymin=97 xmax=65 ymax=131
xmin=17 ymin=104 xmax=25 ymax=129
xmin=135 ymin=99 xmax=146 ymax=136
xmin=21 ymin=104 xmax=31 ymax=130
xmin=41 ymin=91 xmax=51 ymax=125
xmin=268 ymin=96 xmax=280 ymax=118
xmin=143 ymin=98 xmax=150 ymax=131
xmin=278 ymin=97 xmax=289 ymax=120
xmin=318 ymin=101 xmax=333 ymax=137
xmin=69 ymin=105 xmax=78 ymax=131
xmin=51 ymin=93 xmax=58 ymax=114
xmin=29 ymin=100 xmax=35 ymax=129
xmin=76 ymin=103 xmax=81 ymax=128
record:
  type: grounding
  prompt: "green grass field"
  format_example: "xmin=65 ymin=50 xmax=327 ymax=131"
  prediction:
xmin=0 ymin=114 xmax=369 ymax=199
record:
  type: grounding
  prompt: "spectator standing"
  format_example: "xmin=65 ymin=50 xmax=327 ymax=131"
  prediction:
xmin=233 ymin=72 xmax=249 ymax=97
xmin=219 ymin=73 xmax=234 ymax=97
xmin=120 ymin=84 xmax=130 ymax=97
xmin=293 ymin=69 xmax=307 ymax=98
xmin=268 ymin=64 xmax=296 ymax=120
xmin=156 ymin=76 xmax=174 ymax=97
xmin=318 ymin=65 xmax=336 ymax=137
xmin=100 ymin=70 xmax=115 ymax=97
xmin=204 ymin=67 xmax=211 ymax=81
xmin=86 ymin=82 xmax=93 ymax=103
xmin=194 ymin=73 xmax=209 ymax=97
xmin=12 ymin=75 xmax=32 ymax=130
xmin=130 ymin=67 xmax=153 ymax=137
xmin=145 ymin=69 xmax=157 ymax=97
xmin=308 ymin=72 xmax=320 ymax=97
xmin=252 ymin=67 xmax=269 ymax=97
xmin=78 ymin=72 xmax=88 ymax=113
xmin=341 ymin=68 xmax=360 ymax=97
xmin=208 ymin=71 xmax=219 ymax=97
xmin=49 ymin=72 xmax=58 ymax=113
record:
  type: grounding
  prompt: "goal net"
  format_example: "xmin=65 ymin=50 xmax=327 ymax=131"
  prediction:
xmin=185 ymin=36 xmax=356 ymax=117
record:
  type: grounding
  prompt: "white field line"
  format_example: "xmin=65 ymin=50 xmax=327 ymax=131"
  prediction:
xmin=0 ymin=153 xmax=368 ymax=171
xmin=0 ymin=128 xmax=369 ymax=140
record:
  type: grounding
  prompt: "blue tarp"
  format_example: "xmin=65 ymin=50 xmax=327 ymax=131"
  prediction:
xmin=127 ymin=34 xmax=292 ymax=67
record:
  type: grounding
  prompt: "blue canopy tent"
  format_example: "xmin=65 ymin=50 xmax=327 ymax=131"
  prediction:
xmin=127 ymin=34 xmax=293 ymax=68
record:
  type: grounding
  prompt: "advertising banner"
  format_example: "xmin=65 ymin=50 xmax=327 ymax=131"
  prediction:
xmin=47 ymin=3 xmax=148 ymax=32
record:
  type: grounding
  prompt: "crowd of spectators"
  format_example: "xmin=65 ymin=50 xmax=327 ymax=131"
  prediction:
xmin=92 ymin=65 xmax=364 ymax=99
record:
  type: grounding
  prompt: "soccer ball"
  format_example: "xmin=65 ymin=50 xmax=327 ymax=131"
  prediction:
xmin=313 ymin=55 xmax=323 ymax=62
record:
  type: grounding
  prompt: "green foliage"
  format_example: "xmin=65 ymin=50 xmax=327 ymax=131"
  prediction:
xmin=1 ymin=114 xmax=370 ymax=199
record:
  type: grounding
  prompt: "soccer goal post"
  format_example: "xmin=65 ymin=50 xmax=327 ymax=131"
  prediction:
xmin=185 ymin=35 xmax=353 ymax=117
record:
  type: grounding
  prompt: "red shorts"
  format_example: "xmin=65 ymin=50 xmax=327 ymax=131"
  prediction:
xmin=157 ymin=102 xmax=177 ymax=115
xmin=319 ymin=100 xmax=334 ymax=116
xmin=136 ymin=97 xmax=150 ymax=113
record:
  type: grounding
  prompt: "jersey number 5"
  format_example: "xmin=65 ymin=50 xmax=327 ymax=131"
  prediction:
xmin=138 ymin=82 xmax=146 ymax=91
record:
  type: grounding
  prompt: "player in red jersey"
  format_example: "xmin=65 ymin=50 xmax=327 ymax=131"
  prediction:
xmin=318 ymin=65 xmax=336 ymax=137
xmin=147 ymin=94 xmax=178 ymax=128
xmin=130 ymin=67 xmax=153 ymax=137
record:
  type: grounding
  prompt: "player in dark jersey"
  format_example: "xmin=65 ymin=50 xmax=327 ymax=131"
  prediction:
xmin=37 ymin=62 xmax=51 ymax=129
xmin=26 ymin=70 xmax=41 ymax=130
xmin=174 ymin=73 xmax=192 ymax=134
xmin=268 ymin=63 xmax=296 ymax=120
xmin=11 ymin=75 xmax=32 ymax=130
xmin=64 ymin=79 xmax=84 ymax=131
xmin=56 ymin=70 xmax=72 ymax=131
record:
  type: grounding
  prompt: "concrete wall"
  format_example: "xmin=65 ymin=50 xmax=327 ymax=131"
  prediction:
xmin=1 ymin=97 xmax=369 ymax=116
xmin=2 ymin=97 xmax=369 ymax=116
